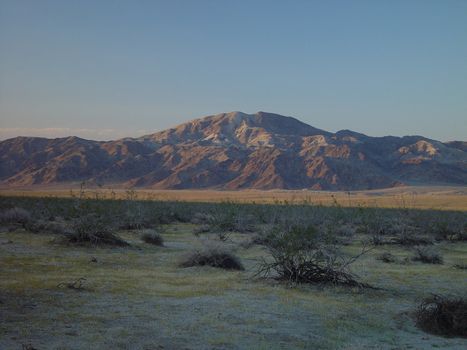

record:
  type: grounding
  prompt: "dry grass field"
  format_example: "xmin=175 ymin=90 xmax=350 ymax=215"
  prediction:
xmin=1 ymin=185 xmax=467 ymax=211
xmin=1 ymin=192 xmax=466 ymax=349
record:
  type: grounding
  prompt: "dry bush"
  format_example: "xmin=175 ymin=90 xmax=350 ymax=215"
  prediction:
xmin=140 ymin=229 xmax=164 ymax=246
xmin=364 ymin=216 xmax=422 ymax=246
xmin=0 ymin=207 xmax=31 ymax=224
xmin=239 ymin=233 xmax=270 ymax=249
xmin=377 ymin=252 xmax=397 ymax=263
xmin=391 ymin=234 xmax=433 ymax=246
xmin=415 ymin=295 xmax=467 ymax=337
xmin=208 ymin=208 xmax=256 ymax=233
xmin=370 ymin=234 xmax=387 ymax=246
xmin=257 ymin=225 xmax=371 ymax=288
xmin=179 ymin=244 xmax=244 ymax=270
xmin=412 ymin=246 xmax=443 ymax=264
xmin=69 ymin=214 xmax=128 ymax=246
xmin=190 ymin=212 xmax=214 ymax=225
xmin=431 ymin=220 xmax=467 ymax=242
xmin=26 ymin=219 xmax=71 ymax=235
xmin=336 ymin=224 xmax=356 ymax=237
xmin=193 ymin=224 xmax=211 ymax=236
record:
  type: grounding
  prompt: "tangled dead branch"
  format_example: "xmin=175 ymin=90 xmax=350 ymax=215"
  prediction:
xmin=256 ymin=225 xmax=373 ymax=288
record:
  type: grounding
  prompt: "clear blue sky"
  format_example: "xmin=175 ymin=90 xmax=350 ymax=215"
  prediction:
xmin=1 ymin=0 xmax=466 ymax=141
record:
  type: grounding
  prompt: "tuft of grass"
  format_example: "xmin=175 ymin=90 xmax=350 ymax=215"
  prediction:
xmin=179 ymin=244 xmax=244 ymax=270
xmin=415 ymin=295 xmax=467 ymax=337
xmin=140 ymin=229 xmax=164 ymax=246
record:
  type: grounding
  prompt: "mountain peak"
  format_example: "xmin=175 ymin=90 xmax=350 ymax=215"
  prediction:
xmin=145 ymin=111 xmax=330 ymax=149
xmin=1 ymin=111 xmax=466 ymax=190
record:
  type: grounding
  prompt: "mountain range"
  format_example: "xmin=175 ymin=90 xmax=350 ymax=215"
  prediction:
xmin=1 ymin=111 xmax=466 ymax=190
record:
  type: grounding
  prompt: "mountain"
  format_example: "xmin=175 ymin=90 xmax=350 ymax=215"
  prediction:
xmin=1 ymin=111 xmax=466 ymax=190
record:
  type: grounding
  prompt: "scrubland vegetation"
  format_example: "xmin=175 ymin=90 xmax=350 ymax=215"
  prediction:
xmin=1 ymin=193 xmax=466 ymax=349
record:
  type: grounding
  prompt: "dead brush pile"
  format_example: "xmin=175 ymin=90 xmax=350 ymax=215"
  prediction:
xmin=257 ymin=224 xmax=372 ymax=288
xmin=415 ymin=295 xmax=467 ymax=337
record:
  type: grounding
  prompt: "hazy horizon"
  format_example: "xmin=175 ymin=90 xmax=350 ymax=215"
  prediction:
xmin=0 ymin=110 xmax=465 ymax=142
xmin=1 ymin=0 xmax=466 ymax=142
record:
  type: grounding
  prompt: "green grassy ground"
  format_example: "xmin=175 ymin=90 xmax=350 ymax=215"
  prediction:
xmin=1 ymin=224 xmax=466 ymax=349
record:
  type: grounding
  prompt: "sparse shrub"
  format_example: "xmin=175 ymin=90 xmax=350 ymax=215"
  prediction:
xmin=193 ymin=224 xmax=211 ymax=236
xmin=140 ymin=229 xmax=164 ymax=246
xmin=431 ymin=221 xmax=466 ymax=242
xmin=415 ymin=295 xmax=467 ymax=337
xmin=412 ymin=246 xmax=443 ymax=264
xmin=370 ymin=233 xmax=386 ymax=246
xmin=69 ymin=214 xmax=128 ymax=246
xmin=391 ymin=234 xmax=433 ymax=246
xmin=26 ymin=219 xmax=71 ymax=235
xmin=179 ymin=244 xmax=244 ymax=270
xmin=120 ymin=207 xmax=146 ymax=229
xmin=377 ymin=252 xmax=397 ymax=263
xmin=250 ymin=232 xmax=270 ymax=245
xmin=233 ymin=213 xmax=257 ymax=233
xmin=0 ymin=207 xmax=31 ymax=225
xmin=336 ymin=224 xmax=356 ymax=237
xmin=363 ymin=215 xmax=423 ymax=246
xmin=239 ymin=232 xmax=270 ymax=248
xmin=0 ymin=225 xmax=17 ymax=233
xmin=208 ymin=207 xmax=256 ymax=233
xmin=452 ymin=263 xmax=467 ymax=270
xmin=257 ymin=224 xmax=371 ymax=287
xmin=191 ymin=212 xmax=213 ymax=225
